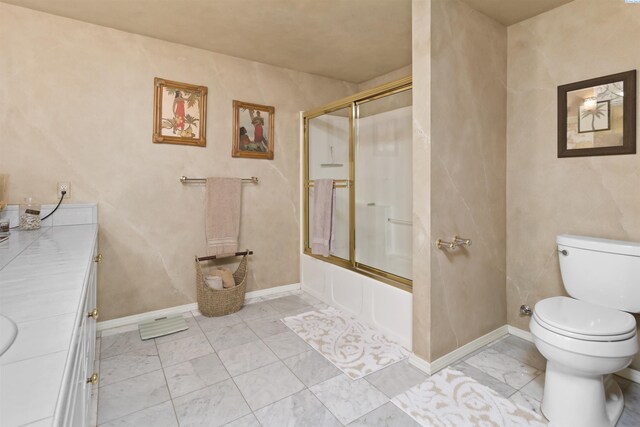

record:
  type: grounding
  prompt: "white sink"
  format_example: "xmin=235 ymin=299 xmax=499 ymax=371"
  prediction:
xmin=0 ymin=314 xmax=17 ymax=356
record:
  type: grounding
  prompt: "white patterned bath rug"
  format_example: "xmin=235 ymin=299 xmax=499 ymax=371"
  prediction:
xmin=281 ymin=306 xmax=409 ymax=380
xmin=392 ymin=368 xmax=548 ymax=426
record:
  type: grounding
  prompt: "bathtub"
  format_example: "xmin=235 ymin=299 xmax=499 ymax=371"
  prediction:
xmin=301 ymin=254 xmax=413 ymax=349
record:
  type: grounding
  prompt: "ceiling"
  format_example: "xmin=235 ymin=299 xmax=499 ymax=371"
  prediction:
xmin=2 ymin=0 xmax=573 ymax=83
xmin=460 ymin=0 xmax=574 ymax=26
xmin=1 ymin=0 xmax=412 ymax=84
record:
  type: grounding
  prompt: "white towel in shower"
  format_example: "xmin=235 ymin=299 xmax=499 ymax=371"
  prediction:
xmin=311 ymin=179 xmax=335 ymax=257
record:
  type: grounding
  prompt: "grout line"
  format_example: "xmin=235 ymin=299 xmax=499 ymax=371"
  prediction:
xmin=227 ymin=362 xmax=260 ymax=422
xmin=154 ymin=339 xmax=181 ymax=427
xmin=166 ymin=363 xmax=229 ymax=400
xmin=99 ymin=343 xmax=158 ymax=363
xmin=517 ymin=374 xmax=543 ymax=401
xmin=98 ymin=357 xmax=162 ymax=388
xmin=22 ymin=416 xmax=53 ymax=426
xmin=155 ymin=333 xmax=210 ymax=353
xmin=97 ymin=343 xmax=174 ymax=425
xmin=161 ymin=352 xmax=230 ymax=399
xmin=205 ymin=314 xmax=260 ymax=421
xmin=345 ymin=378 xmax=391 ymax=424
xmin=215 ymin=363 xmax=259 ymax=426
xmin=155 ymin=318 xmax=202 ymax=342
xmin=460 ymin=335 xmax=546 ymax=408
xmin=97 ymin=368 xmax=166 ymax=391
xmin=99 ymin=328 xmax=215 ymax=389
xmin=96 ymin=398 xmax=174 ymax=426
xmin=220 ymin=306 xmax=315 ymax=418
xmin=307 ymin=372 xmax=377 ymax=426
xmin=235 ymin=354 xmax=314 ymax=422
xmin=270 ymin=344 xmax=341 ymax=422
xmin=202 ymin=319 xmax=261 ymax=352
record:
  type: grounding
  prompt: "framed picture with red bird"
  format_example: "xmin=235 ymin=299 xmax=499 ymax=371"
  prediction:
xmin=153 ymin=78 xmax=207 ymax=147
xmin=232 ymin=100 xmax=275 ymax=159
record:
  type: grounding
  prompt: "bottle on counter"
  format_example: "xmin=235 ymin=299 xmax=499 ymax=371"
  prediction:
xmin=19 ymin=197 xmax=41 ymax=230
xmin=0 ymin=219 xmax=9 ymax=237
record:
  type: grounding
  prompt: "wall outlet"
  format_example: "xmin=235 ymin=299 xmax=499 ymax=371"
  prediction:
xmin=57 ymin=182 xmax=71 ymax=199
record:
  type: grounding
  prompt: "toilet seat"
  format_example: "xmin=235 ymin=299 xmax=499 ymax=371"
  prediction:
xmin=530 ymin=315 xmax=638 ymax=359
xmin=534 ymin=297 xmax=636 ymax=342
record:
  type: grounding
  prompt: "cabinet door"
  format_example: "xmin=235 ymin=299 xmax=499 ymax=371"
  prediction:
xmin=82 ymin=257 xmax=98 ymax=425
xmin=71 ymin=313 xmax=88 ymax=427
xmin=69 ymin=250 xmax=98 ymax=426
xmin=63 ymin=313 xmax=85 ymax=426
xmin=52 ymin=231 xmax=100 ymax=426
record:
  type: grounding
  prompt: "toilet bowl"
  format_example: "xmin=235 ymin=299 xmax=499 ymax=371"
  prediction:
xmin=530 ymin=235 xmax=640 ymax=427
xmin=531 ymin=297 xmax=637 ymax=426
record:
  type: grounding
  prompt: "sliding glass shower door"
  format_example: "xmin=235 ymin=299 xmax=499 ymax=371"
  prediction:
xmin=303 ymin=77 xmax=412 ymax=290
xmin=355 ymin=90 xmax=412 ymax=280
xmin=306 ymin=107 xmax=351 ymax=261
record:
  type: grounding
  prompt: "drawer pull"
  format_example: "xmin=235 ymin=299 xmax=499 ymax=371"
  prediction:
xmin=87 ymin=373 xmax=99 ymax=385
xmin=88 ymin=308 xmax=99 ymax=319
xmin=94 ymin=254 xmax=103 ymax=263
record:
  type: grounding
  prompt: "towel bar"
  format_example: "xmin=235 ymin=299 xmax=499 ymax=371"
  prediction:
xmin=304 ymin=179 xmax=350 ymax=189
xmin=388 ymin=218 xmax=412 ymax=225
xmin=196 ymin=250 xmax=254 ymax=262
xmin=436 ymin=236 xmax=472 ymax=250
xmin=180 ymin=176 xmax=258 ymax=184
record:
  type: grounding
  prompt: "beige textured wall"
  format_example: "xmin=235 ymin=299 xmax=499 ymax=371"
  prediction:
xmin=429 ymin=0 xmax=507 ymax=360
xmin=412 ymin=0 xmax=432 ymax=361
xmin=357 ymin=65 xmax=413 ymax=92
xmin=0 ymin=4 xmax=357 ymax=321
xmin=507 ymin=0 xmax=640 ymax=369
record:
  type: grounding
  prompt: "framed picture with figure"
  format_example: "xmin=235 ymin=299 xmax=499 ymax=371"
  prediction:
xmin=232 ymin=100 xmax=274 ymax=159
xmin=153 ymin=78 xmax=207 ymax=147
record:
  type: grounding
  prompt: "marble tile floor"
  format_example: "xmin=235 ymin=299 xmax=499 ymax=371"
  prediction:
xmin=92 ymin=291 xmax=640 ymax=426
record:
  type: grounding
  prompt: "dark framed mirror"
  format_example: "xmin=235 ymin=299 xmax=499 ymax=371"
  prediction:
xmin=558 ymin=70 xmax=636 ymax=158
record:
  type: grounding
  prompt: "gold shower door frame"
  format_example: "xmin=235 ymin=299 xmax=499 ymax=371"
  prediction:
xmin=303 ymin=76 xmax=412 ymax=293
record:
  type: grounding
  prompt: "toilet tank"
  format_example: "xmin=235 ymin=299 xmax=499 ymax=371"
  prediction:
xmin=557 ymin=234 xmax=640 ymax=313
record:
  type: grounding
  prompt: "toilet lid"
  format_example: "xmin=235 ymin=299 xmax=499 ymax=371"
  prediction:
xmin=534 ymin=297 xmax=636 ymax=340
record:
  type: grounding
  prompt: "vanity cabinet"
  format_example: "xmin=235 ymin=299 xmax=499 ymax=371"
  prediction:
xmin=59 ymin=241 xmax=99 ymax=426
xmin=0 ymin=206 xmax=99 ymax=427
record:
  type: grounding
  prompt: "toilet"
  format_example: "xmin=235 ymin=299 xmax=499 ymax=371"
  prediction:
xmin=530 ymin=234 xmax=640 ymax=427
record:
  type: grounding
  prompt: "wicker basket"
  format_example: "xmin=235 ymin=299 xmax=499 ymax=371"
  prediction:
xmin=196 ymin=254 xmax=248 ymax=317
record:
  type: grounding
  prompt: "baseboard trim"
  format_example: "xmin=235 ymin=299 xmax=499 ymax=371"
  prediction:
xmin=97 ymin=303 xmax=198 ymax=332
xmin=507 ymin=324 xmax=640 ymax=384
xmin=507 ymin=325 xmax=533 ymax=342
xmin=618 ymin=367 xmax=640 ymax=384
xmin=409 ymin=325 xmax=509 ymax=375
xmin=244 ymin=283 xmax=301 ymax=299
xmin=408 ymin=353 xmax=431 ymax=374
xmin=97 ymin=283 xmax=301 ymax=331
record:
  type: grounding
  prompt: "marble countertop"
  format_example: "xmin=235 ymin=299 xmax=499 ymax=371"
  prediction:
xmin=0 ymin=224 xmax=98 ymax=426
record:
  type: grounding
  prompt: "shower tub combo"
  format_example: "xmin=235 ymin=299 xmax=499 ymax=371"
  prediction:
xmin=301 ymin=77 xmax=413 ymax=349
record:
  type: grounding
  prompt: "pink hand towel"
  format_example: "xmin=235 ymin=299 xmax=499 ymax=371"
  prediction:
xmin=310 ymin=179 xmax=335 ymax=257
xmin=205 ymin=177 xmax=242 ymax=256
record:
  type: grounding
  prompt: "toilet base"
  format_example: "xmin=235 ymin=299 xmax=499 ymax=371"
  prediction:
xmin=541 ymin=363 xmax=624 ymax=427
